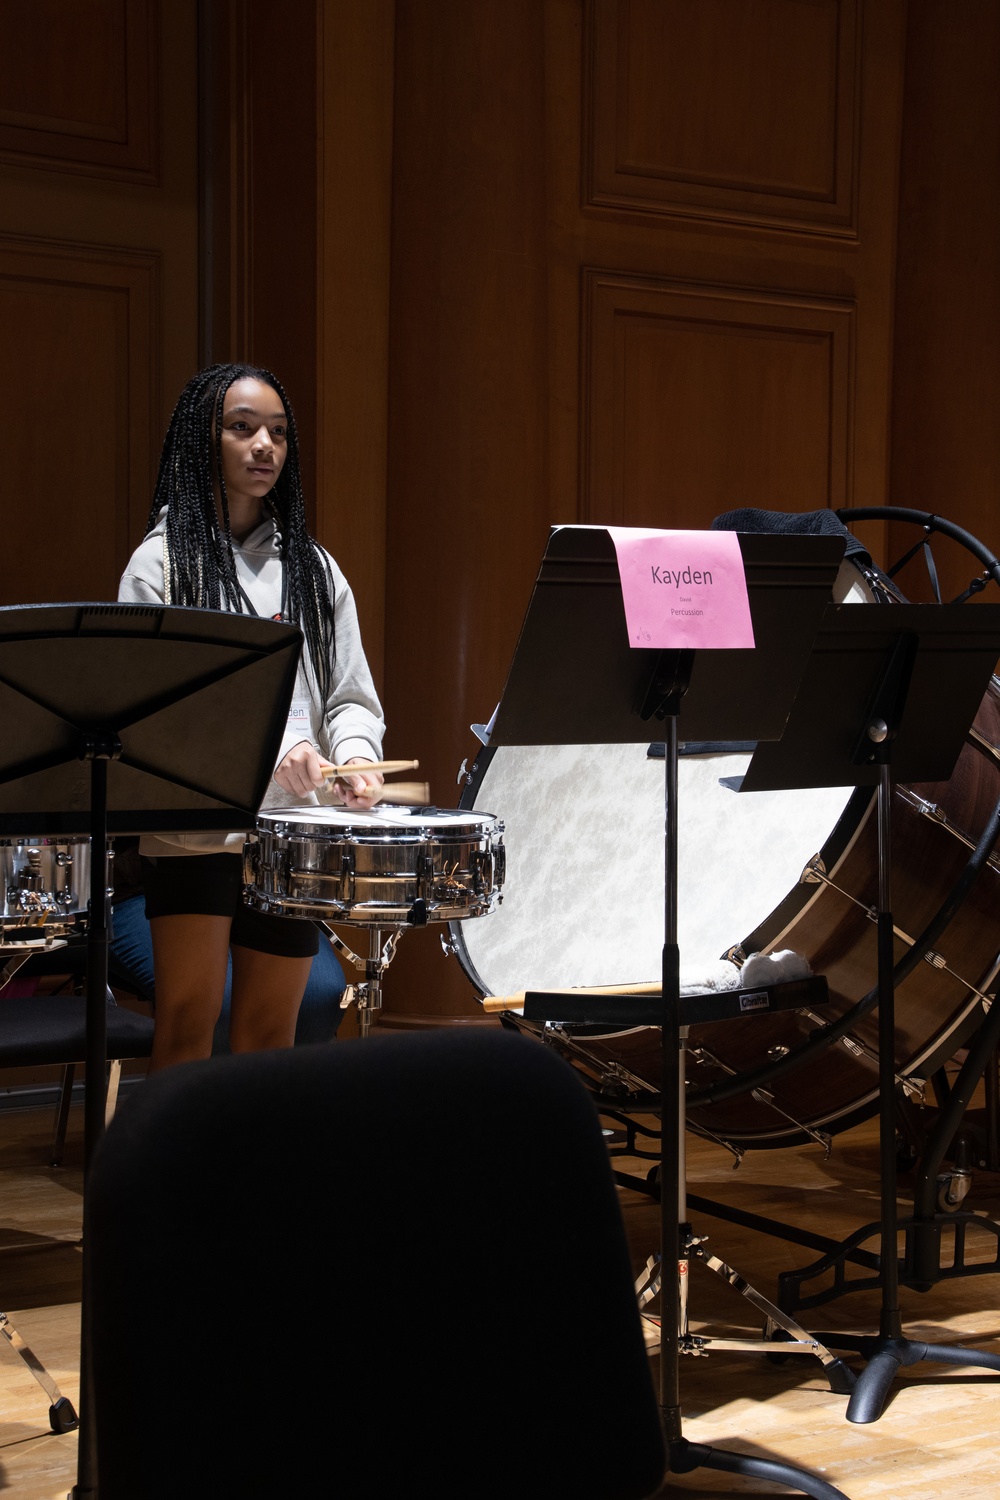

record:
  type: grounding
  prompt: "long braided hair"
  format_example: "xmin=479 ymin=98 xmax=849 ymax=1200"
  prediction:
xmin=146 ymin=363 xmax=335 ymax=699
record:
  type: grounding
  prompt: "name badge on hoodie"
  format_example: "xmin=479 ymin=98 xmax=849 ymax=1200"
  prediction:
xmin=287 ymin=698 xmax=312 ymax=738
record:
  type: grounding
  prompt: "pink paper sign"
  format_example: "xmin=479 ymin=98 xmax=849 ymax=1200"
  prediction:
xmin=608 ymin=527 xmax=754 ymax=650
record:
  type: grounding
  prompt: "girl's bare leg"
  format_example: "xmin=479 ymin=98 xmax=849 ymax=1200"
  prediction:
xmin=148 ymin=914 xmax=232 ymax=1072
xmin=228 ymin=945 xmax=312 ymax=1053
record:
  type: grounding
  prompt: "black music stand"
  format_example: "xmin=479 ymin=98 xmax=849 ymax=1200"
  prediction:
xmin=0 ymin=601 xmax=302 ymax=1500
xmin=740 ymin=600 xmax=1000 ymax=1423
xmin=490 ymin=527 xmax=850 ymax=1499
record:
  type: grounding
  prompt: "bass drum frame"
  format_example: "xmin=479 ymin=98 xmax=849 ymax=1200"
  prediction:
xmin=449 ymin=511 xmax=1000 ymax=1150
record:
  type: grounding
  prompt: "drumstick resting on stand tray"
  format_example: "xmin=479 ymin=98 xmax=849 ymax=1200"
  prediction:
xmin=481 ymin=982 xmax=661 ymax=1013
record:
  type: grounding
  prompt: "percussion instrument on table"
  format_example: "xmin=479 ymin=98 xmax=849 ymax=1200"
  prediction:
xmin=244 ymin=804 xmax=505 ymax=1034
xmin=1 ymin=836 xmax=91 ymax=941
xmin=448 ymin=651 xmax=1000 ymax=1151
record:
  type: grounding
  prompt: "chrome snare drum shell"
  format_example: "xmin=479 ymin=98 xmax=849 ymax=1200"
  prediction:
xmin=0 ymin=836 xmax=91 ymax=939
xmin=244 ymin=805 xmax=505 ymax=926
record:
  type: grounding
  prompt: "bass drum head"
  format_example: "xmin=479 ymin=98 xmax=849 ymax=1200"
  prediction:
xmin=452 ymin=742 xmax=856 ymax=998
xmin=453 ymin=555 xmax=882 ymax=1002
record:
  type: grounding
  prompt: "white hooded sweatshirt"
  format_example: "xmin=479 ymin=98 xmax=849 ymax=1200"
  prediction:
xmin=118 ymin=509 xmax=385 ymax=855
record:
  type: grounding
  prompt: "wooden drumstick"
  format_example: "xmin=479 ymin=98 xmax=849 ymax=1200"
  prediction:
xmin=480 ymin=982 xmax=662 ymax=1013
xmin=321 ymin=758 xmax=420 ymax=779
xmin=376 ymin=782 xmax=431 ymax=805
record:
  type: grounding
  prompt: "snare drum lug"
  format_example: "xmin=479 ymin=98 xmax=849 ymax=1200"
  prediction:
xmin=242 ymin=837 xmax=258 ymax=888
xmin=415 ymin=852 xmax=434 ymax=905
xmin=470 ymin=849 xmax=491 ymax=896
xmin=339 ymin=854 xmax=355 ymax=905
xmin=406 ymin=898 xmax=429 ymax=926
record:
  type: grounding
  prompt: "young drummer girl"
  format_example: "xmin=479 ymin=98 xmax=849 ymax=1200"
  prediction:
xmin=118 ymin=363 xmax=384 ymax=1070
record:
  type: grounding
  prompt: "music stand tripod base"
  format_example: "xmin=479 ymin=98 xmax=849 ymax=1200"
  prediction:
xmin=526 ymin=975 xmax=856 ymax=1391
xmin=741 ymin=602 xmax=1000 ymax=1424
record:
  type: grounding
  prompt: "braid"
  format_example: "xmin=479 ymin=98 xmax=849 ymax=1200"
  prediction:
xmin=147 ymin=364 xmax=336 ymax=700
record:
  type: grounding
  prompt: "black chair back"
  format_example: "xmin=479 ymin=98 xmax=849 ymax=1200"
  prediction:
xmin=88 ymin=1028 xmax=665 ymax=1499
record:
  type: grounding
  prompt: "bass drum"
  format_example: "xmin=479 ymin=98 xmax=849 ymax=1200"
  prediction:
xmin=449 ymin=592 xmax=1000 ymax=1147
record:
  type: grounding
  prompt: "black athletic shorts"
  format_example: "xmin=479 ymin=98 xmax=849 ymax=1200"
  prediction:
xmin=140 ymin=853 xmax=320 ymax=959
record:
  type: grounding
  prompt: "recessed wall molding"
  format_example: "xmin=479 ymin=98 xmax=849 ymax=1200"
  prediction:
xmin=581 ymin=268 xmax=856 ymax=525
xmin=584 ymin=0 xmax=861 ymax=238
xmin=0 ymin=0 xmax=158 ymax=184
xmin=0 ymin=233 xmax=159 ymax=603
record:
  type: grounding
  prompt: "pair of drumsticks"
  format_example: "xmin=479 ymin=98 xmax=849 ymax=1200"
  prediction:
xmin=321 ymin=758 xmax=429 ymax=806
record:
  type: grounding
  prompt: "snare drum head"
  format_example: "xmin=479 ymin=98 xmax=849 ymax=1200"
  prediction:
xmin=256 ymin=805 xmax=496 ymax=837
xmin=454 ymin=743 xmax=854 ymax=997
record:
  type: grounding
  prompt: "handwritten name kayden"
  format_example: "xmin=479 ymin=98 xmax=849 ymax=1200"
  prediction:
xmin=650 ymin=563 xmax=713 ymax=616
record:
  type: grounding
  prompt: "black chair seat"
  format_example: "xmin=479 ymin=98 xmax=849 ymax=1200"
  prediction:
xmin=0 ymin=996 xmax=154 ymax=1067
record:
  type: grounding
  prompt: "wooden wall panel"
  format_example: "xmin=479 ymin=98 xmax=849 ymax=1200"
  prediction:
xmin=0 ymin=0 xmax=197 ymax=606
xmin=887 ymin=1 xmax=1000 ymax=604
xmin=0 ymin=238 xmax=156 ymax=605
xmin=200 ymin=0 xmax=319 ymax=515
xmin=587 ymin=0 xmax=860 ymax=234
xmin=315 ymin=0 xmax=395 ymax=688
xmin=583 ymin=272 xmax=853 ymax=524
xmin=547 ymin=0 xmax=905 ymax=539
xmin=0 ymin=0 xmax=157 ymax=183
xmin=382 ymin=0 xmax=550 ymax=1022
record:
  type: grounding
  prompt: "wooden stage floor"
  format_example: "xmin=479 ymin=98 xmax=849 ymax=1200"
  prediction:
xmin=1 ymin=1069 xmax=999 ymax=1498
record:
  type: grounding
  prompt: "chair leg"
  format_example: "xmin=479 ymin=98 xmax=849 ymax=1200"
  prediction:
xmin=0 ymin=1310 xmax=78 ymax=1432
xmin=105 ymin=1058 xmax=123 ymax=1128
xmin=50 ymin=1065 xmax=75 ymax=1169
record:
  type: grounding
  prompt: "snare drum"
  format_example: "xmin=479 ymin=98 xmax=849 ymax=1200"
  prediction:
xmin=244 ymin=805 xmax=505 ymax=926
xmin=1 ymin=836 xmax=90 ymax=938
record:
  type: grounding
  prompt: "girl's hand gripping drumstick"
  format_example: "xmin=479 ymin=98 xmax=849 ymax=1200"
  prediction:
xmin=320 ymin=758 xmax=419 ymax=779
xmin=327 ymin=758 xmax=385 ymax=810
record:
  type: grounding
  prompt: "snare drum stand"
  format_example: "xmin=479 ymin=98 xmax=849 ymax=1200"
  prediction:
xmin=318 ymin=922 xmax=404 ymax=1037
